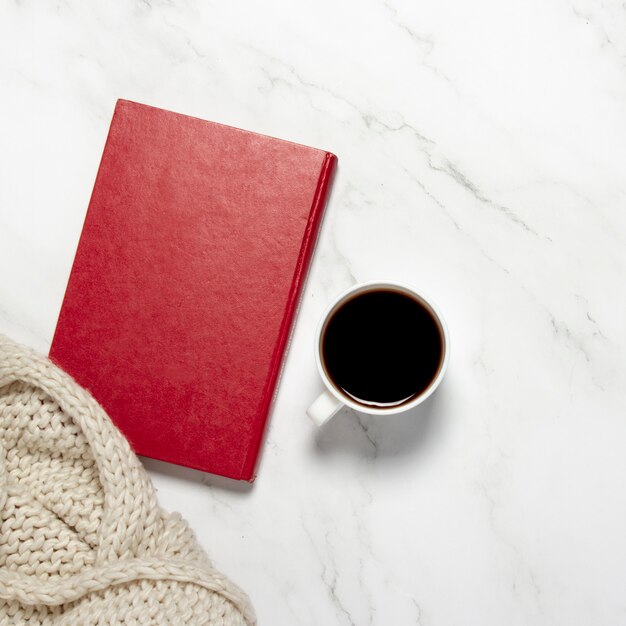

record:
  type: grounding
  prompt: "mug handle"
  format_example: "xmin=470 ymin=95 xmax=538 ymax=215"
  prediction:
xmin=306 ymin=389 xmax=343 ymax=427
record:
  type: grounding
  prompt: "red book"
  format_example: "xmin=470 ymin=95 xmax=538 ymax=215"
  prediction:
xmin=50 ymin=99 xmax=336 ymax=481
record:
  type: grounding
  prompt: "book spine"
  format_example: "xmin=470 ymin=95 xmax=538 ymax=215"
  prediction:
xmin=240 ymin=152 xmax=338 ymax=480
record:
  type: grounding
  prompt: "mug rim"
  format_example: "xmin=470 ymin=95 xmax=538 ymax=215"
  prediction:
xmin=314 ymin=280 xmax=449 ymax=416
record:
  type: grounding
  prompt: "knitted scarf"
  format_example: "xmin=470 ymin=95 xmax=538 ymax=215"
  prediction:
xmin=0 ymin=335 xmax=255 ymax=625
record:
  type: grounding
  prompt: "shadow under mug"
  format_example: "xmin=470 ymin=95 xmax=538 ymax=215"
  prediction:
xmin=306 ymin=280 xmax=450 ymax=426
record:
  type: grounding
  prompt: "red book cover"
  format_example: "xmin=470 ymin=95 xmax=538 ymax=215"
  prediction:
xmin=50 ymin=99 xmax=336 ymax=481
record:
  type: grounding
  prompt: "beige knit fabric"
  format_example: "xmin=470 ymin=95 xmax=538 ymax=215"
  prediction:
xmin=0 ymin=334 xmax=255 ymax=625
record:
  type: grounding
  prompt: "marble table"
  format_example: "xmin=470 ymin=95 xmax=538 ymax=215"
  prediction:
xmin=2 ymin=1 xmax=626 ymax=624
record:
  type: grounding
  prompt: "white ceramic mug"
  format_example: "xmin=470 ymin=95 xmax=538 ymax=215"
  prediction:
xmin=306 ymin=280 xmax=449 ymax=426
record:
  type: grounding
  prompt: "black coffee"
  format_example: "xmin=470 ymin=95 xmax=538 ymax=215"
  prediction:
xmin=321 ymin=289 xmax=443 ymax=408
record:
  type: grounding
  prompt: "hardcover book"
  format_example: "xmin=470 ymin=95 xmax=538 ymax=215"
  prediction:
xmin=50 ymin=99 xmax=336 ymax=480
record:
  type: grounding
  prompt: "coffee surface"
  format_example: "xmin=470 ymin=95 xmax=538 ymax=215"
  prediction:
xmin=321 ymin=289 xmax=443 ymax=407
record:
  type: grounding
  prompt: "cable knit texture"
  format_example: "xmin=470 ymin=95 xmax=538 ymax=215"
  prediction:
xmin=0 ymin=334 xmax=255 ymax=625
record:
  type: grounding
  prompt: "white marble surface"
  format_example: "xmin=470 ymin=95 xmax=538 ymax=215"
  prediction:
xmin=2 ymin=0 xmax=626 ymax=623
